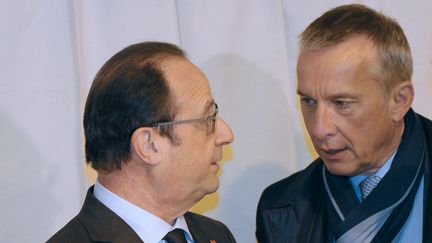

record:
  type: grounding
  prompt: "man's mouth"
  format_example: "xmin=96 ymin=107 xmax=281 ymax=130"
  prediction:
xmin=324 ymin=148 xmax=346 ymax=154
xmin=319 ymin=147 xmax=347 ymax=159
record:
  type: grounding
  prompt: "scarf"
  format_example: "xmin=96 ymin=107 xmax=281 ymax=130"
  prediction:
xmin=323 ymin=109 xmax=427 ymax=243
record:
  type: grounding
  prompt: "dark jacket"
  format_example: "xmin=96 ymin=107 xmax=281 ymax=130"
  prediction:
xmin=47 ymin=187 xmax=236 ymax=243
xmin=256 ymin=160 xmax=331 ymax=243
xmin=256 ymin=111 xmax=432 ymax=243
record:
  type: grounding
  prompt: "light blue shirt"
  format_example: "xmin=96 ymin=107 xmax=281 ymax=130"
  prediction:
xmin=349 ymin=152 xmax=423 ymax=242
xmin=350 ymin=153 xmax=396 ymax=202
xmin=93 ymin=180 xmax=195 ymax=243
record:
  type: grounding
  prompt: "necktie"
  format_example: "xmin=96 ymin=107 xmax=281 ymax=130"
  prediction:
xmin=360 ymin=175 xmax=381 ymax=200
xmin=162 ymin=228 xmax=187 ymax=243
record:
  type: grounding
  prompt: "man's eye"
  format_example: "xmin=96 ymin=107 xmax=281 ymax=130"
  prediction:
xmin=335 ymin=100 xmax=350 ymax=108
xmin=301 ymin=97 xmax=316 ymax=106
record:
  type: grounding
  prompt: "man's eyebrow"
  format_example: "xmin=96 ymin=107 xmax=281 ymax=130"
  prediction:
xmin=296 ymin=91 xmax=358 ymax=100
xmin=200 ymin=100 xmax=215 ymax=115
xmin=296 ymin=90 xmax=308 ymax=96
xmin=330 ymin=94 xmax=357 ymax=99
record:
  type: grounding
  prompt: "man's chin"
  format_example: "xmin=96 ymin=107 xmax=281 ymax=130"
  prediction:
xmin=323 ymin=161 xmax=358 ymax=176
xmin=198 ymin=178 xmax=220 ymax=197
xmin=207 ymin=179 xmax=220 ymax=194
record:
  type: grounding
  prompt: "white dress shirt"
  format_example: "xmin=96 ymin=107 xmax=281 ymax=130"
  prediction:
xmin=93 ymin=180 xmax=195 ymax=243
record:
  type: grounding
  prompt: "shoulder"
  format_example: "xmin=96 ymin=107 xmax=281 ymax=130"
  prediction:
xmin=258 ymin=159 xmax=324 ymax=209
xmin=256 ymin=160 xmax=326 ymax=242
xmin=47 ymin=186 xmax=143 ymax=243
xmin=46 ymin=217 xmax=91 ymax=243
xmin=418 ymin=113 xmax=432 ymax=136
xmin=185 ymin=212 xmax=236 ymax=242
xmin=414 ymin=112 xmax=432 ymax=157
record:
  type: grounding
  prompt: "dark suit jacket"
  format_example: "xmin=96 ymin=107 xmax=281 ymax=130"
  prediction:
xmin=47 ymin=187 xmax=236 ymax=243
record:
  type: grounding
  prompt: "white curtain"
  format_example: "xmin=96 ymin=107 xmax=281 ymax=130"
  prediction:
xmin=1 ymin=1 xmax=431 ymax=242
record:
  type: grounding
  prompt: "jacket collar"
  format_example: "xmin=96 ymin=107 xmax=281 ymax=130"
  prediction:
xmin=77 ymin=186 xmax=143 ymax=243
xmin=184 ymin=212 xmax=213 ymax=243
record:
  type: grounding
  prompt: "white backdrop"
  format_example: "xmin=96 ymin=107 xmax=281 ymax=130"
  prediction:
xmin=1 ymin=1 xmax=431 ymax=242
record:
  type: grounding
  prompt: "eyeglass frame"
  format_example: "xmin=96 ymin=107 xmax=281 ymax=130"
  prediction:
xmin=151 ymin=102 xmax=219 ymax=133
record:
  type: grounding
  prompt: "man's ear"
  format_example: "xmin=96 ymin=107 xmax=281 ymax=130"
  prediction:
xmin=390 ymin=80 xmax=414 ymax=122
xmin=130 ymin=127 xmax=161 ymax=165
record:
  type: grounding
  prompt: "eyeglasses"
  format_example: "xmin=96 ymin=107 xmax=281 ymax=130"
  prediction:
xmin=152 ymin=103 xmax=218 ymax=134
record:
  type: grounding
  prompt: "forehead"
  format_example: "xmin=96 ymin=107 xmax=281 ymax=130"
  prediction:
xmin=298 ymin=36 xmax=376 ymax=72
xmin=160 ymin=57 xmax=213 ymax=110
xmin=297 ymin=36 xmax=379 ymax=94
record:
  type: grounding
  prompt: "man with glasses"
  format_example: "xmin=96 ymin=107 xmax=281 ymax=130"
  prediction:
xmin=48 ymin=42 xmax=236 ymax=243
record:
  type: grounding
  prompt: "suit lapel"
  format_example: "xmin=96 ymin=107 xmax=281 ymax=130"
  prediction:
xmin=185 ymin=213 xmax=210 ymax=243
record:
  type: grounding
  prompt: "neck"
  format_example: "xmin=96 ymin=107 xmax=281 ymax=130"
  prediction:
xmin=367 ymin=120 xmax=405 ymax=174
xmin=97 ymin=167 xmax=193 ymax=225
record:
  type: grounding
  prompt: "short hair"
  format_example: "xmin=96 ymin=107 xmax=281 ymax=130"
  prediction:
xmin=83 ymin=42 xmax=186 ymax=172
xmin=299 ymin=4 xmax=413 ymax=93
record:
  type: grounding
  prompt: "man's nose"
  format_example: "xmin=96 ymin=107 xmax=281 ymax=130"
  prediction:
xmin=309 ymin=106 xmax=336 ymax=142
xmin=215 ymin=118 xmax=234 ymax=146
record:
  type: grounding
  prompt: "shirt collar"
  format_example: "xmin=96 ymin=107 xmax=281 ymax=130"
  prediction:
xmin=350 ymin=151 xmax=397 ymax=189
xmin=93 ymin=180 xmax=194 ymax=243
